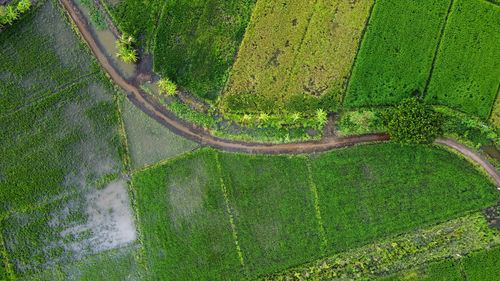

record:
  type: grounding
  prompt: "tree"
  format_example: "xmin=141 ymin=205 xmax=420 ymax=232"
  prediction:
xmin=17 ymin=0 xmax=31 ymax=14
xmin=157 ymin=78 xmax=177 ymax=96
xmin=115 ymin=34 xmax=137 ymax=64
xmin=381 ymin=97 xmax=444 ymax=144
xmin=315 ymin=108 xmax=328 ymax=128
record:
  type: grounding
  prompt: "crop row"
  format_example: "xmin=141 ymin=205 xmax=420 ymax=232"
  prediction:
xmin=133 ymin=144 xmax=498 ymax=280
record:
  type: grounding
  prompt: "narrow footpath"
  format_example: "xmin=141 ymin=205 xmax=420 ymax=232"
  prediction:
xmin=58 ymin=0 xmax=500 ymax=188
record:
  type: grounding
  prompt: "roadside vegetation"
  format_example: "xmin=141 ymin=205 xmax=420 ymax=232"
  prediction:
xmin=0 ymin=0 xmax=31 ymax=29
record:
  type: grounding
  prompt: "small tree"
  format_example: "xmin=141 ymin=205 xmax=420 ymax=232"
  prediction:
xmin=115 ymin=34 xmax=137 ymax=64
xmin=381 ymin=97 xmax=444 ymax=144
xmin=4 ymin=6 xmax=19 ymax=25
xmin=315 ymin=108 xmax=328 ymax=128
xmin=17 ymin=0 xmax=31 ymax=14
xmin=157 ymin=78 xmax=177 ymax=96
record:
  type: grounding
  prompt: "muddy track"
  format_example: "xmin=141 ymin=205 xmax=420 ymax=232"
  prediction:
xmin=57 ymin=0 xmax=500 ymax=187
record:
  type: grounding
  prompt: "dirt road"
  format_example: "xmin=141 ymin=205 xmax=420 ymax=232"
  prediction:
xmin=58 ymin=0 xmax=500 ymax=187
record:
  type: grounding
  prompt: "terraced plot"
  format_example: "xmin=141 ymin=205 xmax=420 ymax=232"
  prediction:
xmin=425 ymin=0 xmax=500 ymax=119
xmin=153 ymin=0 xmax=256 ymax=100
xmin=223 ymin=0 xmax=374 ymax=115
xmin=345 ymin=0 xmax=451 ymax=107
xmin=134 ymin=144 xmax=498 ymax=280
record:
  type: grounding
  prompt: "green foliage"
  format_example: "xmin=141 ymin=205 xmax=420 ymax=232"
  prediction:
xmin=110 ymin=0 xmax=164 ymax=48
xmin=376 ymin=258 xmax=463 ymax=281
xmin=17 ymin=0 xmax=31 ymax=14
xmin=77 ymin=0 xmax=106 ymax=30
xmin=157 ymin=78 xmax=177 ymax=96
xmin=115 ymin=35 xmax=137 ymax=64
xmin=381 ymin=98 xmax=444 ymax=144
xmin=263 ymin=212 xmax=499 ymax=280
xmin=345 ymin=0 xmax=451 ymax=107
xmin=311 ymin=143 xmax=498 ymax=254
xmin=462 ymin=246 xmax=500 ymax=281
xmin=120 ymin=97 xmax=198 ymax=169
xmin=218 ymin=152 xmax=323 ymax=278
xmin=166 ymin=100 xmax=217 ymax=129
xmin=133 ymin=149 xmax=245 ymax=281
xmin=153 ymin=0 xmax=256 ymax=101
xmin=425 ymin=0 xmax=500 ymax=119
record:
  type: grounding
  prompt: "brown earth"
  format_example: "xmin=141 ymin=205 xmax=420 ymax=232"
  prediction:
xmin=58 ymin=0 xmax=500 ymax=188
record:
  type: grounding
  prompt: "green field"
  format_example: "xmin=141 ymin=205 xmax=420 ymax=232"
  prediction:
xmin=133 ymin=144 xmax=498 ymax=280
xmin=425 ymin=0 xmax=500 ymax=119
xmin=120 ymin=97 xmax=198 ymax=169
xmin=462 ymin=246 xmax=500 ymax=281
xmin=345 ymin=0 xmax=451 ymax=107
xmin=312 ymin=143 xmax=498 ymax=253
xmin=217 ymin=153 xmax=323 ymax=277
xmin=153 ymin=0 xmax=256 ymax=100
xmin=133 ymin=150 xmax=244 ymax=280
xmin=106 ymin=0 xmax=164 ymax=48
xmin=376 ymin=258 xmax=463 ymax=281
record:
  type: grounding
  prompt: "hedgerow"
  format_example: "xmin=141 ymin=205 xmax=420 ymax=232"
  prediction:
xmin=153 ymin=0 xmax=256 ymax=101
xmin=345 ymin=0 xmax=451 ymax=107
xmin=425 ymin=0 xmax=500 ymax=119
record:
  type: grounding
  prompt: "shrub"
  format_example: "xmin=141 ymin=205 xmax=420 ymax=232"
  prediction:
xmin=157 ymin=78 xmax=177 ymax=96
xmin=381 ymin=98 xmax=444 ymax=144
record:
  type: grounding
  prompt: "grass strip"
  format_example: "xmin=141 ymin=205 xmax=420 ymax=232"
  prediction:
xmin=306 ymin=157 xmax=328 ymax=254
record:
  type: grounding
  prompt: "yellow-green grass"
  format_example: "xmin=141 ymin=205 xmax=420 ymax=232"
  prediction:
xmin=286 ymin=0 xmax=374 ymax=102
xmin=345 ymin=0 xmax=451 ymax=107
xmin=425 ymin=0 xmax=500 ymax=119
xmin=222 ymin=0 xmax=317 ymax=114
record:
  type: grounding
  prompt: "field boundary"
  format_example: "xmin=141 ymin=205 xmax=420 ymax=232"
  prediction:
xmin=0 ymin=227 xmax=15 ymax=280
xmin=214 ymin=152 xmax=248 ymax=277
xmin=306 ymin=157 xmax=328 ymax=254
xmin=341 ymin=0 xmax=377 ymax=105
xmin=130 ymin=147 xmax=200 ymax=175
xmin=422 ymin=0 xmax=454 ymax=95
xmin=2 ymin=71 xmax=97 ymax=118
xmin=487 ymin=81 xmax=500 ymax=121
xmin=148 ymin=0 xmax=167 ymax=53
xmin=116 ymin=94 xmax=132 ymax=172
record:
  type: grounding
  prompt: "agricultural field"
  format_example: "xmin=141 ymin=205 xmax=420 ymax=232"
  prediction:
xmin=120 ymin=97 xmax=198 ymax=169
xmin=425 ymin=0 xmax=500 ymax=119
xmin=153 ymin=0 xmax=256 ymax=101
xmin=222 ymin=0 xmax=373 ymax=115
xmin=461 ymin=246 xmax=500 ymax=280
xmin=344 ymin=0 xmax=451 ymax=107
xmin=133 ymin=144 xmax=499 ymax=280
xmin=376 ymin=258 xmax=463 ymax=281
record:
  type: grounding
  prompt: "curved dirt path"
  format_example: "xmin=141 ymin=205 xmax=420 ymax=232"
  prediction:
xmin=58 ymin=0 xmax=500 ymax=187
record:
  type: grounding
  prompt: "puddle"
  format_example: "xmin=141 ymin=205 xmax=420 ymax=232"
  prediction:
xmin=73 ymin=0 xmax=136 ymax=79
xmin=60 ymin=180 xmax=136 ymax=254
xmin=482 ymin=145 xmax=500 ymax=163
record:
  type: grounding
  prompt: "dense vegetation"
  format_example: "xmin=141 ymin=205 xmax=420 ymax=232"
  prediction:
xmin=462 ymin=246 xmax=500 ymax=280
xmin=311 ymin=144 xmax=497 ymax=253
xmin=381 ymin=98 xmax=444 ymax=144
xmin=425 ymin=0 xmax=500 ymax=119
xmin=133 ymin=145 xmax=498 ymax=280
xmin=376 ymin=258 xmax=463 ymax=281
xmin=345 ymin=0 xmax=451 ymax=107
xmin=153 ymin=0 xmax=256 ymax=101
xmin=106 ymin=0 xmax=164 ymax=48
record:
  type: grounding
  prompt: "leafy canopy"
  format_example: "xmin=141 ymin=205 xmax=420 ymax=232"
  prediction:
xmin=381 ymin=98 xmax=444 ymax=144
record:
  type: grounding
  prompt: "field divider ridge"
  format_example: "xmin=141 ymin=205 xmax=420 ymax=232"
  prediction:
xmin=0 ymin=228 xmax=16 ymax=280
xmin=116 ymin=94 xmax=132 ymax=173
xmin=148 ymin=0 xmax=168 ymax=53
xmin=341 ymin=0 xmax=377 ymax=105
xmin=306 ymin=156 xmax=328 ymax=254
xmin=487 ymin=80 xmax=500 ymax=121
xmin=422 ymin=0 xmax=455 ymax=95
xmin=214 ymin=152 xmax=249 ymax=277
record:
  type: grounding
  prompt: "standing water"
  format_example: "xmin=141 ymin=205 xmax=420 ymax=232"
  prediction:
xmin=73 ymin=0 xmax=136 ymax=79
